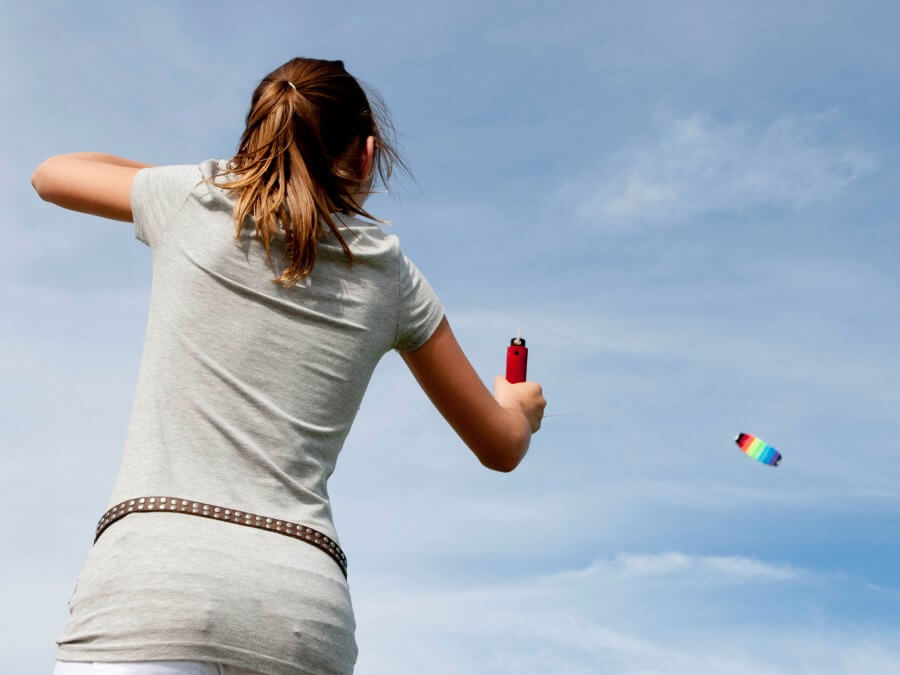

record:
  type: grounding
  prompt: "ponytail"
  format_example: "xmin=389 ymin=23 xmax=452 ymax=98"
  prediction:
xmin=205 ymin=58 xmax=406 ymax=288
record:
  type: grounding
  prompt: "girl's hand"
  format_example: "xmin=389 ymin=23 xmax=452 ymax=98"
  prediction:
xmin=493 ymin=376 xmax=546 ymax=433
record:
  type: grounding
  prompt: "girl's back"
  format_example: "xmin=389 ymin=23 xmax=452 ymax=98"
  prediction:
xmin=57 ymin=157 xmax=442 ymax=673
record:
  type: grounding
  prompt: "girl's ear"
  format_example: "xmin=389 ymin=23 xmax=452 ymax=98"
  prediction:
xmin=361 ymin=135 xmax=375 ymax=178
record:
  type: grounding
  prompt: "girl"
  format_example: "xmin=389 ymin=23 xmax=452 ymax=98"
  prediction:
xmin=32 ymin=57 xmax=545 ymax=675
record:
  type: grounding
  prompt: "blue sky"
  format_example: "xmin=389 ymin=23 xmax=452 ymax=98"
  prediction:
xmin=3 ymin=1 xmax=899 ymax=672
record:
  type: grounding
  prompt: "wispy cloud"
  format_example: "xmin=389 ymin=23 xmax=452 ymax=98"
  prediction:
xmin=573 ymin=109 xmax=877 ymax=232
xmin=601 ymin=551 xmax=807 ymax=582
xmin=506 ymin=552 xmax=815 ymax=594
xmin=354 ymin=551 xmax=897 ymax=675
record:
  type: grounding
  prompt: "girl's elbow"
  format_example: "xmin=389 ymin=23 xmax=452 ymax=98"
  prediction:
xmin=478 ymin=429 xmax=530 ymax=473
xmin=489 ymin=456 xmax=520 ymax=473
xmin=31 ymin=166 xmax=45 ymax=196
xmin=479 ymin=457 xmax=513 ymax=473
xmin=479 ymin=454 xmax=515 ymax=473
xmin=31 ymin=159 xmax=56 ymax=198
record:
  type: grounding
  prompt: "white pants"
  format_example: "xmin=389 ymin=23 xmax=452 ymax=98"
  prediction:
xmin=53 ymin=660 xmax=262 ymax=674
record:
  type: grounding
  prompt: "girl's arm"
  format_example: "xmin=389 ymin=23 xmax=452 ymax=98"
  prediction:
xmin=400 ymin=316 xmax=545 ymax=472
xmin=31 ymin=153 xmax=154 ymax=221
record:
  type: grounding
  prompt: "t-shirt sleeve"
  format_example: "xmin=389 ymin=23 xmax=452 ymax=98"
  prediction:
xmin=393 ymin=252 xmax=445 ymax=353
xmin=131 ymin=165 xmax=199 ymax=247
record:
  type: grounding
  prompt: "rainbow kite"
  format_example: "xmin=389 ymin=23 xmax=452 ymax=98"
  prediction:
xmin=734 ymin=433 xmax=782 ymax=467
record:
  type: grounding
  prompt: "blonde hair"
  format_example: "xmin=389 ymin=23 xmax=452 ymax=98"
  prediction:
xmin=204 ymin=57 xmax=406 ymax=288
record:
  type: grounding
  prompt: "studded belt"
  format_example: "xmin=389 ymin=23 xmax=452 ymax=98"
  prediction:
xmin=94 ymin=496 xmax=348 ymax=579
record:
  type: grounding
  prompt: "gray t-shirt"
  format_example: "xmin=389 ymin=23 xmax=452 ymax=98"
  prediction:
xmin=55 ymin=159 xmax=444 ymax=674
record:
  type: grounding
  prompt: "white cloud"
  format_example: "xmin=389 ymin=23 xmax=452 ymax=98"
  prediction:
xmin=574 ymin=110 xmax=877 ymax=232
